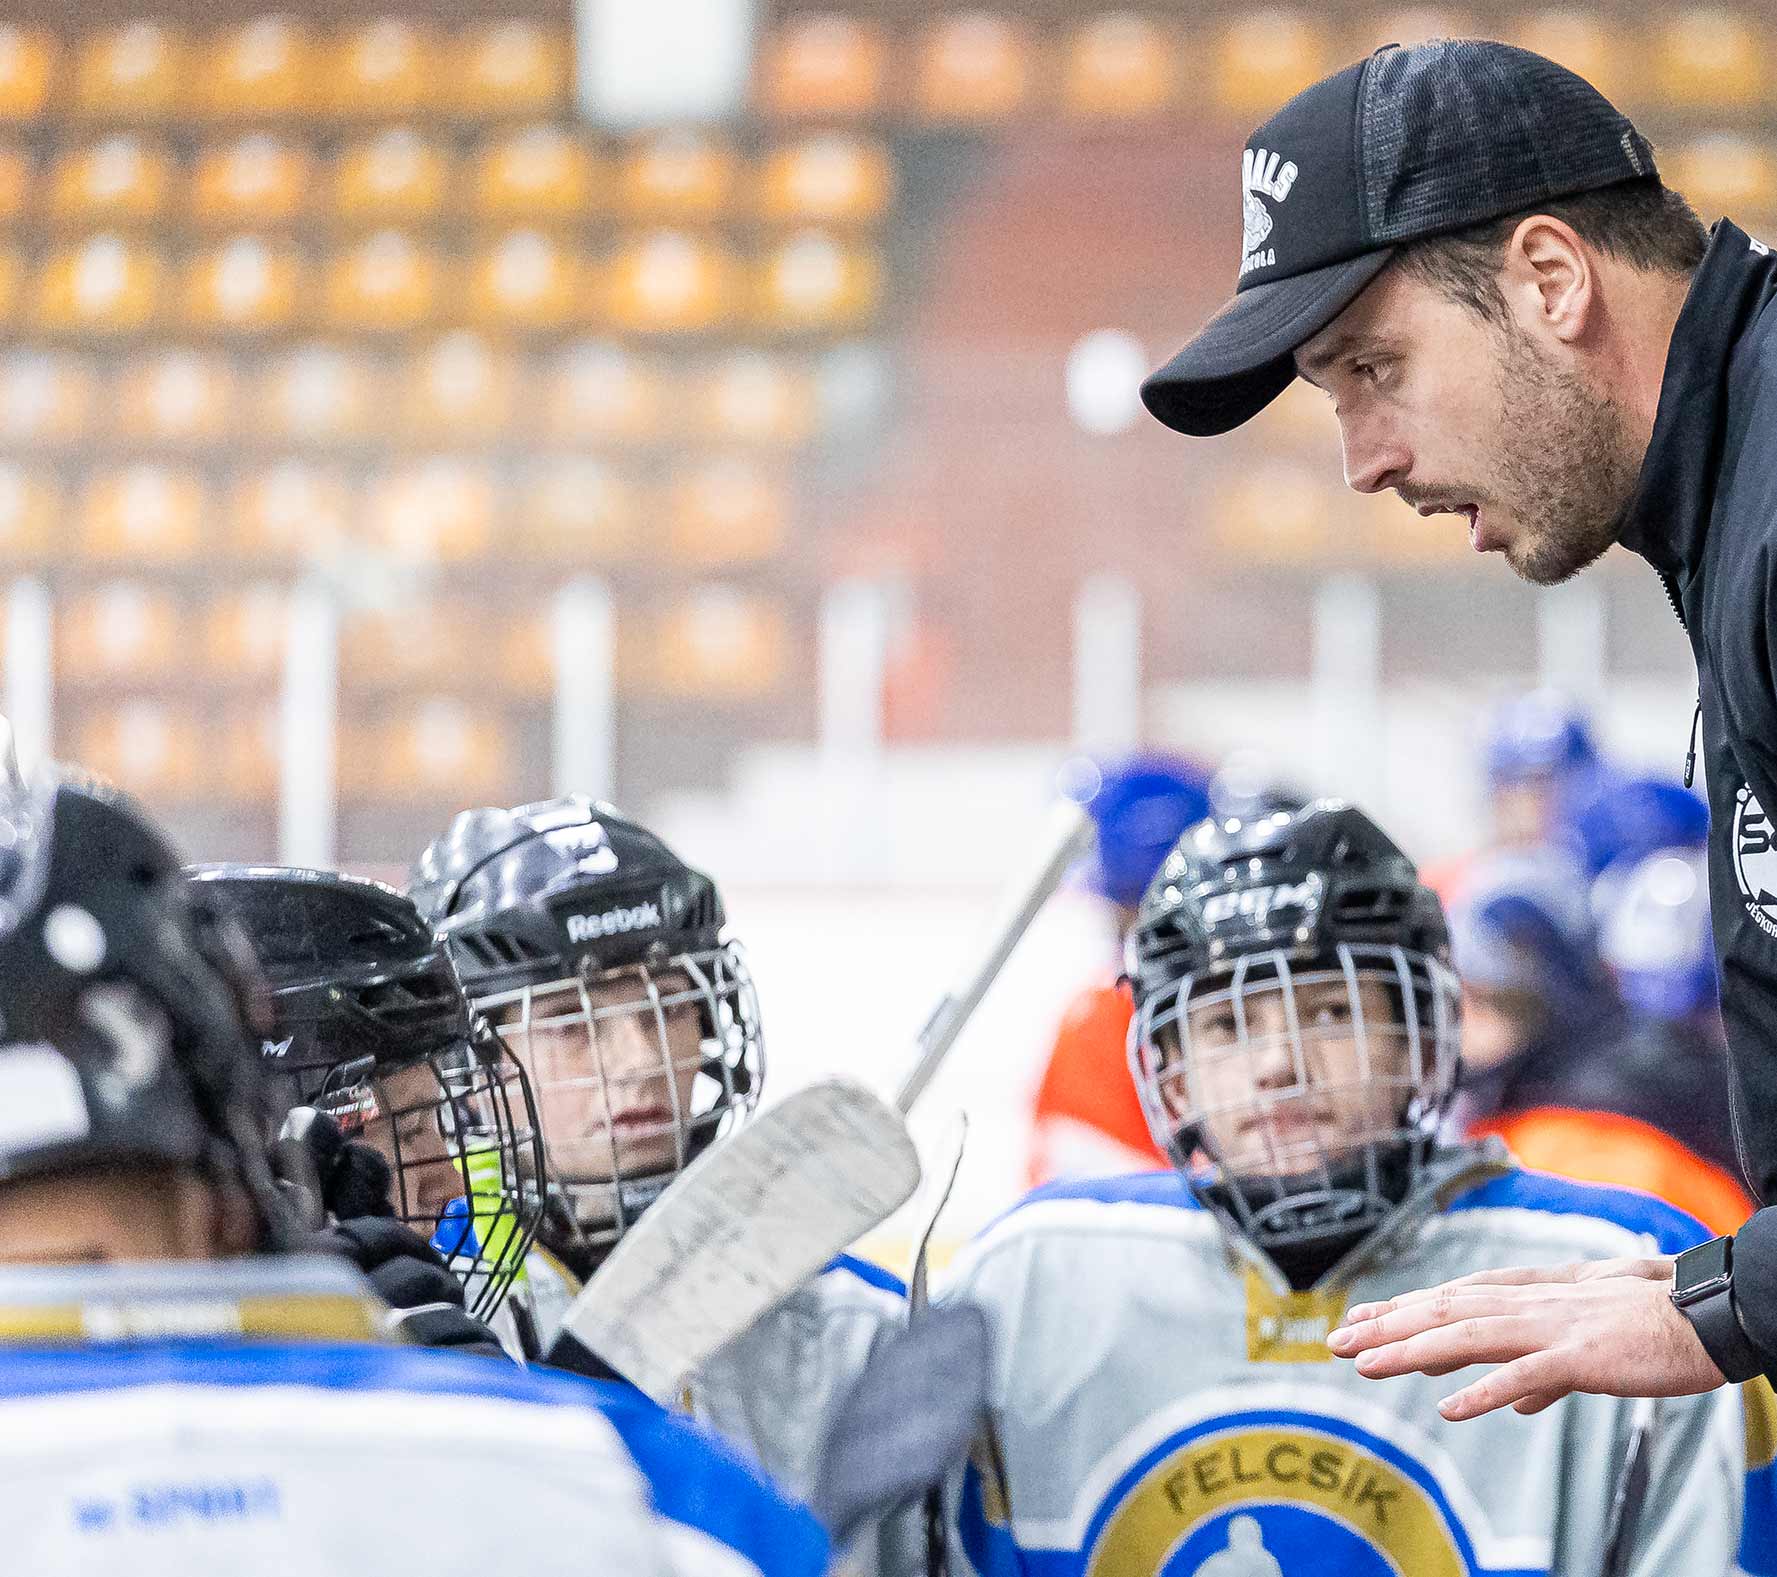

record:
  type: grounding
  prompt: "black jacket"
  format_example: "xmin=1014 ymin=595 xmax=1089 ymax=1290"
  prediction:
xmin=1618 ymin=218 xmax=1777 ymax=1370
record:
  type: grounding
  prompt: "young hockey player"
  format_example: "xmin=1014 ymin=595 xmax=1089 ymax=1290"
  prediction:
xmin=0 ymin=772 xmax=829 ymax=1577
xmin=409 ymin=795 xmax=940 ymax=1575
xmin=941 ymin=800 xmax=1753 ymax=1577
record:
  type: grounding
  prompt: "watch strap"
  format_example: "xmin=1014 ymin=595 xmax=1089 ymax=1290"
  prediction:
xmin=1675 ymin=1279 xmax=1765 ymax=1384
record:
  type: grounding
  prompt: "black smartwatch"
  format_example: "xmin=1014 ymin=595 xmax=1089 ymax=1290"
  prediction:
xmin=1671 ymin=1234 xmax=1765 ymax=1384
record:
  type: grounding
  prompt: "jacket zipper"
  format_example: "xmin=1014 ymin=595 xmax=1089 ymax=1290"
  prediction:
xmin=1660 ymin=571 xmax=1704 ymax=788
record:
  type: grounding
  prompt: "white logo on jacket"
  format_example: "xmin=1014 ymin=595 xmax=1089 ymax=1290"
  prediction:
xmin=1239 ymin=147 xmax=1297 ymax=279
xmin=1733 ymin=784 xmax=1777 ymax=939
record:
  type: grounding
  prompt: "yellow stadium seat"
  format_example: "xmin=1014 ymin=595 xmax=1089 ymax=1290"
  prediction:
xmin=47 ymin=135 xmax=173 ymax=227
xmin=0 ymin=464 xmax=60 ymax=562
xmin=190 ymin=135 xmax=312 ymax=228
xmin=518 ymin=457 xmax=641 ymax=562
xmin=756 ymin=135 xmax=892 ymax=227
xmin=329 ymin=20 xmax=438 ymax=119
xmin=543 ymin=342 xmax=665 ymax=443
xmin=72 ymin=23 xmax=190 ymax=120
xmin=471 ymin=124 xmax=601 ymax=224
xmin=229 ymin=461 xmax=355 ymax=562
xmin=201 ymin=583 xmax=288 ymax=682
xmin=259 ymin=346 xmax=385 ymax=443
xmin=491 ymin=611 xmax=554 ymax=697
xmin=398 ymin=333 xmax=518 ymax=440
xmin=69 ymin=701 xmax=201 ymax=801
xmin=617 ymin=132 xmax=740 ymax=222
xmin=0 ymin=248 xmax=19 ymax=326
xmin=1346 ymin=11 xmax=1476 ymax=55
xmin=1654 ymin=11 xmax=1765 ymax=110
xmin=0 ymin=353 xmax=94 ymax=446
xmin=692 ymin=352 xmax=816 ymax=445
xmin=58 ymin=581 xmax=182 ymax=682
xmin=76 ymin=465 xmax=207 ymax=563
xmin=667 ymin=459 xmax=789 ymax=566
xmin=342 ymin=699 xmax=514 ymax=802
xmin=1061 ymin=14 xmax=1179 ymax=118
xmin=32 ymin=236 xmax=162 ymax=334
xmin=341 ymin=603 xmax=466 ymax=690
xmin=606 ymin=230 xmax=738 ymax=334
xmin=755 ymin=231 xmax=881 ymax=334
xmin=216 ymin=704 xmax=280 ymax=803
xmin=331 ymin=129 xmax=452 ymax=227
xmin=1211 ymin=465 xmax=1334 ymax=561
xmin=760 ymin=15 xmax=887 ymax=119
xmin=450 ymin=21 xmax=569 ymax=118
xmin=651 ymin=588 xmax=787 ymax=698
xmin=203 ymin=16 xmax=321 ymax=118
xmin=0 ymin=145 xmax=31 ymax=226
xmin=1215 ymin=14 xmax=1328 ymax=118
xmin=323 ymin=232 xmax=441 ymax=333
xmin=180 ymin=236 xmax=303 ymax=332
xmin=114 ymin=351 xmax=236 ymax=444
xmin=1507 ymin=11 xmax=1632 ymax=104
xmin=362 ymin=460 xmax=495 ymax=562
xmin=1667 ymin=136 xmax=1777 ymax=225
xmin=0 ymin=28 xmax=55 ymax=122
xmin=466 ymin=230 xmax=585 ymax=331
xmin=912 ymin=13 xmax=1035 ymax=122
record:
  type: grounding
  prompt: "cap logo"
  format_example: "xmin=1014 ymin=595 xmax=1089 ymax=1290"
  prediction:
xmin=1240 ymin=146 xmax=1297 ymax=279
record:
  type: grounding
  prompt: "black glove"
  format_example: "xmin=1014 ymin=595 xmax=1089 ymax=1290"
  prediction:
xmin=280 ymin=1107 xmax=397 ymax=1222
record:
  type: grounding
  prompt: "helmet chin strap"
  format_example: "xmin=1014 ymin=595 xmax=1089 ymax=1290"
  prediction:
xmin=1201 ymin=1140 xmax=1420 ymax=1256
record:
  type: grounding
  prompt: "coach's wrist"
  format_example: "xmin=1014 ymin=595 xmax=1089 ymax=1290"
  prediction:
xmin=1672 ymin=1236 xmax=1764 ymax=1384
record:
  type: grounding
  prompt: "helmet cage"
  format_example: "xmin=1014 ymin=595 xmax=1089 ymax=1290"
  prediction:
xmin=472 ymin=938 xmax=762 ymax=1260
xmin=1130 ymin=941 xmax=1461 ymax=1249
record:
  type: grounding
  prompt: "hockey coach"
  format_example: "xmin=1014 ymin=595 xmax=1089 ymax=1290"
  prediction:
xmin=1142 ymin=36 xmax=1777 ymax=1413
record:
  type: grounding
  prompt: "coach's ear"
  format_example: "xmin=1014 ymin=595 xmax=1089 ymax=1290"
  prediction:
xmin=1500 ymin=214 xmax=1595 ymax=349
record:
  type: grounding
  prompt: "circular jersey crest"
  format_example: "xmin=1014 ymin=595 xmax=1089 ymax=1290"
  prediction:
xmin=1733 ymin=784 xmax=1777 ymax=940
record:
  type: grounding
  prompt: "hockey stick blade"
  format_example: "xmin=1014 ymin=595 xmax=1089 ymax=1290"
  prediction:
xmin=551 ymin=1080 xmax=921 ymax=1404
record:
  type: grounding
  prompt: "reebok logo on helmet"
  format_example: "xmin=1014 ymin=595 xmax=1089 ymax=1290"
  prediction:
xmin=566 ymin=902 xmax=663 ymax=945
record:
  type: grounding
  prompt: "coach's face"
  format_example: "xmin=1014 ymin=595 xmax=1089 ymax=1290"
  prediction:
xmin=1295 ymin=228 xmax=1640 ymax=587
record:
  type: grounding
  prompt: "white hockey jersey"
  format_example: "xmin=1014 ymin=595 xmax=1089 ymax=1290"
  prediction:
xmin=939 ymin=1146 xmax=1759 ymax=1577
xmin=0 ymin=1254 xmax=828 ymax=1577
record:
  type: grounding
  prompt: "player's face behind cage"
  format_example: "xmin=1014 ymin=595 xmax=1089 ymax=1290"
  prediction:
xmin=474 ymin=941 xmax=761 ymax=1250
xmin=312 ymin=1032 xmax=543 ymax=1319
xmin=1133 ymin=943 xmax=1460 ymax=1208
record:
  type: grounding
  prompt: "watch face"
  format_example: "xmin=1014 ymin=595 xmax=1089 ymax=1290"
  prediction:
xmin=1678 ymin=1235 xmax=1732 ymax=1297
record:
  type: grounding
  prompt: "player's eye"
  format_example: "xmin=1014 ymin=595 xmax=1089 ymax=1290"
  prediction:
xmin=1308 ymin=999 xmax=1352 ymax=1027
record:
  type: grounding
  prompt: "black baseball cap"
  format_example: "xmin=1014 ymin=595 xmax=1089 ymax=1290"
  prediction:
xmin=1141 ymin=39 xmax=1658 ymax=437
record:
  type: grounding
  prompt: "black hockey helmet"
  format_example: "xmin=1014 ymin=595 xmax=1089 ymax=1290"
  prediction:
xmin=0 ymin=773 xmax=292 ymax=1244
xmin=1126 ymin=800 xmax=1460 ymax=1252
xmin=189 ymin=865 xmax=547 ymax=1318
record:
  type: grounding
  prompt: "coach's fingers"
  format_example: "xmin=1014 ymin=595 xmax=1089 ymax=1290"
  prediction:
xmin=1342 ymin=1262 xmax=1595 ymax=1325
xmin=1438 ymin=1352 xmax=1572 ymax=1421
xmin=1512 ymin=1391 xmax=1564 ymax=1416
xmin=1350 ymin=1314 xmax=1544 ymax=1379
xmin=1329 ymin=1290 xmax=1535 ymax=1356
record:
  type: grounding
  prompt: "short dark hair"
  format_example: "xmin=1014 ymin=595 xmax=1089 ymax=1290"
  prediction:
xmin=1392 ymin=177 xmax=1708 ymax=327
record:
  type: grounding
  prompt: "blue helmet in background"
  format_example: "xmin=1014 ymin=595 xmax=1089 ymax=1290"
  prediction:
xmin=1076 ymin=753 xmax=1213 ymax=910
xmin=1485 ymin=691 xmax=1601 ymax=788
xmin=1569 ymin=774 xmax=1708 ymax=881
xmin=1599 ymin=848 xmax=1718 ymax=1023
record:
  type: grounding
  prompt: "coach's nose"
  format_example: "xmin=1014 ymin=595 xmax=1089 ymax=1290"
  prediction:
xmin=1339 ymin=414 xmax=1411 ymax=497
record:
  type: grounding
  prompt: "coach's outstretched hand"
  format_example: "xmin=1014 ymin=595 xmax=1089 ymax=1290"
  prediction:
xmin=1326 ymin=1256 xmax=1726 ymax=1419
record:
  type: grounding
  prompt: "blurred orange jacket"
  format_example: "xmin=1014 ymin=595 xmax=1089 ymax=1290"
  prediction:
xmin=1028 ymin=980 xmax=1167 ymax=1187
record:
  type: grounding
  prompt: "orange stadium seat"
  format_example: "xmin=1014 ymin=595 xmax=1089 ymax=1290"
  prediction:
xmin=328 ymin=20 xmax=439 ymax=120
xmin=216 ymin=704 xmax=280 ymax=803
xmin=0 ymin=464 xmax=60 ymax=562
xmin=323 ymin=232 xmax=441 ymax=333
xmin=341 ymin=602 xmax=472 ymax=690
xmin=1214 ymin=13 xmax=1328 ymax=118
xmin=0 ymin=352 xmax=95 ymax=446
xmin=341 ymin=699 xmax=514 ymax=802
xmin=362 ymin=460 xmax=496 ymax=562
xmin=470 ymin=124 xmax=601 ymax=224
xmin=180 ymin=236 xmax=303 ymax=332
xmin=72 ymin=23 xmax=191 ymax=121
xmin=259 ymin=345 xmax=385 ymax=443
xmin=57 ymin=581 xmax=182 ymax=682
xmin=755 ymin=231 xmax=881 ymax=334
xmin=693 ymin=352 xmax=816 ymax=445
xmin=1061 ymin=14 xmax=1180 ymax=118
xmin=466 ymin=230 xmax=585 ymax=331
xmin=398 ymin=332 xmax=518 ymax=440
xmin=331 ymin=129 xmax=452 ymax=228
xmin=114 ymin=350 xmax=237 ymax=444
xmin=1654 ymin=11 xmax=1765 ymax=110
xmin=1666 ymin=136 xmax=1777 ymax=226
xmin=200 ymin=583 xmax=288 ymax=682
xmin=228 ymin=461 xmax=355 ymax=562
xmin=0 ymin=28 xmax=55 ymax=122
xmin=667 ymin=459 xmax=790 ymax=566
xmin=0 ymin=146 xmax=31 ymax=227
xmin=617 ymin=132 xmax=740 ymax=223
xmin=69 ymin=702 xmax=201 ymax=801
xmin=650 ymin=588 xmax=787 ymax=698
xmin=606 ymin=230 xmax=739 ymax=334
xmin=543 ymin=341 xmax=665 ymax=443
xmin=518 ymin=457 xmax=641 ymax=561
xmin=32 ymin=236 xmax=162 ymax=334
xmin=758 ymin=15 xmax=888 ymax=119
xmin=756 ymin=135 xmax=892 ymax=227
xmin=47 ymin=136 xmax=173 ymax=228
xmin=1507 ymin=12 xmax=1632 ymax=104
xmin=1211 ymin=464 xmax=1334 ymax=561
xmin=0 ymin=247 xmax=20 ymax=326
xmin=203 ymin=16 xmax=321 ymax=119
xmin=911 ymin=13 xmax=1035 ymax=122
xmin=491 ymin=610 xmax=554 ymax=697
xmin=450 ymin=21 xmax=570 ymax=119
xmin=75 ymin=464 xmax=206 ymax=563
xmin=190 ymin=135 xmax=312 ymax=228
xmin=1345 ymin=11 xmax=1476 ymax=54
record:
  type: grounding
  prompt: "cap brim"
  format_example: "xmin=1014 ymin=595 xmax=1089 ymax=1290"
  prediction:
xmin=1141 ymin=248 xmax=1396 ymax=437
